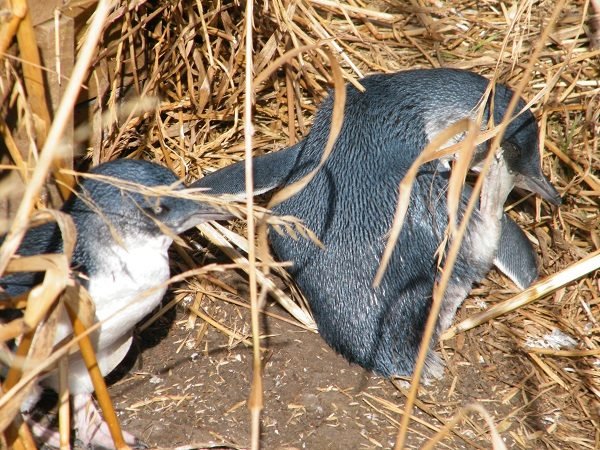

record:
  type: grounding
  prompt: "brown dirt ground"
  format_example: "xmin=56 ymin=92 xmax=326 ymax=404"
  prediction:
xmin=99 ymin=248 xmax=559 ymax=450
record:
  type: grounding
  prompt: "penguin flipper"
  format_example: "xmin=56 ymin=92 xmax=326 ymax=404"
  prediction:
xmin=0 ymin=223 xmax=63 ymax=299
xmin=493 ymin=214 xmax=538 ymax=289
xmin=192 ymin=143 xmax=302 ymax=196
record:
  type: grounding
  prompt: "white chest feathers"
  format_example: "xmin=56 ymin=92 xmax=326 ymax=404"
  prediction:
xmin=87 ymin=235 xmax=173 ymax=347
xmin=55 ymin=235 xmax=173 ymax=353
xmin=44 ymin=235 xmax=174 ymax=393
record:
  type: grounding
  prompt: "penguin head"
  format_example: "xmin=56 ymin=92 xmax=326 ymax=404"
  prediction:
xmin=398 ymin=69 xmax=561 ymax=206
xmin=499 ymin=107 xmax=562 ymax=206
xmin=68 ymin=159 xmax=225 ymax=239
xmin=457 ymin=80 xmax=562 ymax=206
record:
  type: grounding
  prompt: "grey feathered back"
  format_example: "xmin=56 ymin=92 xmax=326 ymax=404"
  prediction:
xmin=194 ymin=69 xmax=558 ymax=376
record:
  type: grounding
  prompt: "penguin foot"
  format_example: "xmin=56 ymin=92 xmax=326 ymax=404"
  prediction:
xmin=25 ymin=414 xmax=62 ymax=448
xmin=74 ymin=393 xmax=145 ymax=449
xmin=423 ymin=351 xmax=445 ymax=380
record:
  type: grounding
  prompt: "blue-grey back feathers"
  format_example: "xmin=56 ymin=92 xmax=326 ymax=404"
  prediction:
xmin=194 ymin=68 xmax=559 ymax=377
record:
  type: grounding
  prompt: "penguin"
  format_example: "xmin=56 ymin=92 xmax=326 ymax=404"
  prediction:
xmin=1 ymin=159 xmax=227 ymax=448
xmin=193 ymin=68 xmax=561 ymax=377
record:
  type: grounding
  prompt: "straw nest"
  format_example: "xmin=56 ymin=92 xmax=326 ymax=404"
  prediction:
xmin=1 ymin=0 xmax=598 ymax=449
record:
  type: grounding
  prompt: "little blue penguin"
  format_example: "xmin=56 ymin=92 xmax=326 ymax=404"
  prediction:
xmin=193 ymin=68 xmax=561 ymax=378
xmin=1 ymin=159 xmax=227 ymax=448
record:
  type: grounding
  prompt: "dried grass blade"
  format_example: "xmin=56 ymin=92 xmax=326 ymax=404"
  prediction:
xmin=0 ymin=318 xmax=25 ymax=342
xmin=242 ymin=3 xmax=263 ymax=448
xmin=5 ymin=254 xmax=70 ymax=330
xmin=0 ymin=2 xmax=25 ymax=58
xmin=187 ymin=304 xmax=253 ymax=347
xmin=309 ymin=0 xmax=398 ymax=23
xmin=442 ymin=249 xmax=600 ymax=340
xmin=252 ymin=43 xmax=323 ymax=90
xmin=373 ymin=118 xmax=471 ymax=287
xmin=1 ymin=299 xmax=61 ymax=438
xmin=4 ymin=419 xmax=36 ymax=450
xmin=0 ymin=124 xmax=29 ymax=182
xmin=58 ymin=357 xmax=70 ymax=449
xmin=63 ymin=285 xmax=128 ymax=449
xmin=199 ymin=222 xmax=316 ymax=329
xmin=269 ymin=46 xmax=346 ymax=207
xmin=421 ymin=403 xmax=507 ymax=450
xmin=528 ymin=353 xmax=567 ymax=389
xmin=1 ymin=330 xmax=36 ymax=436
xmin=447 ymin=120 xmax=479 ymax=235
xmin=545 ymin=139 xmax=600 ymax=192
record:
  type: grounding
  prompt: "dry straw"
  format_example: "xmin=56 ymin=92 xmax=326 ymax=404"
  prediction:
xmin=0 ymin=0 xmax=598 ymax=449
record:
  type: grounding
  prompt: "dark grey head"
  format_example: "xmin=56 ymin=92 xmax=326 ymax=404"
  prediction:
xmin=68 ymin=159 xmax=226 ymax=238
xmin=484 ymin=82 xmax=561 ymax=206
xmin=388 ymin=69 xmax=561 ymax=205
xmin=0 ymin=160 xmax=225 ymax=297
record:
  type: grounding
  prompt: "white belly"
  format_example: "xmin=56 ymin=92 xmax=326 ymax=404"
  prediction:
xmin=49 ymin=235 xmax=172 ymax=394
xmin=86 ymin=235 xmax=171 ymax=349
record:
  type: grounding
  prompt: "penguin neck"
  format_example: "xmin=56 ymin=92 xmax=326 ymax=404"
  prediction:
xmin=70 ymin=217 xmax=173 ymax=350
xmin=84 ymin=231 xmax=172 ymax=315
xmin=70 ymin=207 xmax=173 ymax=300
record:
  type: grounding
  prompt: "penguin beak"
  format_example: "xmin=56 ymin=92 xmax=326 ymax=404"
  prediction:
xmin=514 ymin=174 xmax=562 ymax=205
xmin=174 ymin=208 xmax=234 ymax=233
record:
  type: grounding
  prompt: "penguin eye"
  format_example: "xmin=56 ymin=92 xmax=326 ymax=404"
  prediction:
xmin=502 ymin=141 xmax=520 ymax=175
xmin=153 ymin=203 xmax=170 ymax=216
xmin=144 ymin=202 xmax=170 ymax=217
